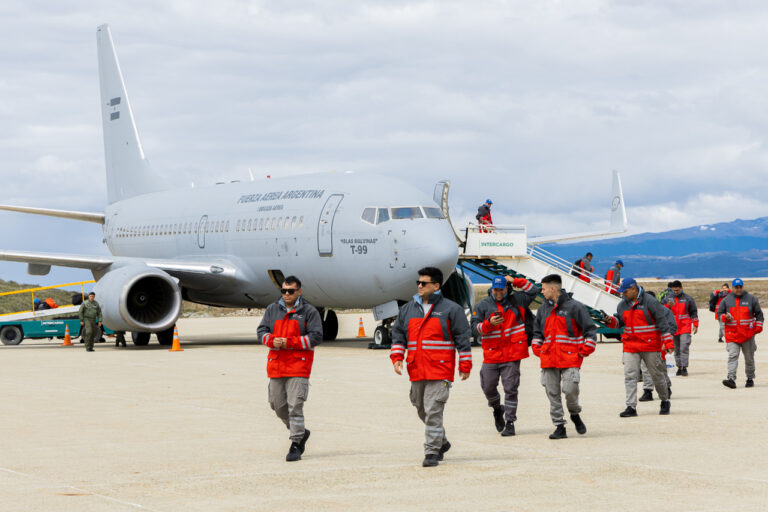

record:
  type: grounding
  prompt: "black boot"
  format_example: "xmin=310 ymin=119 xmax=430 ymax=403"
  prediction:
xmin=298 ymin=429 xmax=310 ymax=454
xmin=285 ymin=442 xmax=301 ymax=462
xmin=492 ymin=406 xmax=505 ymax=433
xmin=422 ymin=454 xmax=439 ymax=467
xmin=501 ymin=421 xmax=515 ymax=437
xmin=718 ymin=338 xmax=724 ymax=343
xmin=549 ymin=424 xmax=567 ymax=439
xmin=659 ymin=400 xmax=671 ymax=415
xmin=437 ymin=441 xmax=451 ymax=461
xmin=638 ymin=389 xmax=654 ymax=402
xmin=681 ymin=367 xmax=688 ymax=377
xmin=619 ymin=406 xmax=637 ymax=417
xmin=722 ymin=378 xmax=736 ymax=389
xmin=675 ymin=367 xmax=682 ymax=376
xmin=570 ymin=414 xmax=586 ymax=435
xmin=746 ymin=379 xmax=754 ymax=388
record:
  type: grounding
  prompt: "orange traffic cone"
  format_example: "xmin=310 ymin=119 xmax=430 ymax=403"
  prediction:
xmin=356 ymin=317 xmax=367 ymax=338
xmin=169 ymin=325 xmax=183 ymax=352
xmin=61 ymin=324 xmax=73 ymax=346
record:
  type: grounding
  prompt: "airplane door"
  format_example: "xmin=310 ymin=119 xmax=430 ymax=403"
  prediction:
xmin=317 ymin=194 xmax=344 ymax=256
xmin=198 ymin=215 xmax=208 ymax=249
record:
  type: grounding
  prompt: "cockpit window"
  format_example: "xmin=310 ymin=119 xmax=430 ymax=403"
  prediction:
xmin=377 ymin=208 xmax=390 ymax=224
xmin=361 ymin=207 xmax=376 ymax=224
xmin=391 ymin=207 xmax=424 ymax=220
xmin=423 ymin=207 xmax=444 ymax=219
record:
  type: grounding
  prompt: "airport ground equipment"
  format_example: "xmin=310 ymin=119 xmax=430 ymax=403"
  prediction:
xmin=0 ymin=280 xmax=114 ymax=345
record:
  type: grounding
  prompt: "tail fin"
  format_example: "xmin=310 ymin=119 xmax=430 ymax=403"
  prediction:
xmin=609 ymin=170 xmax=628 ymax=232
xmin=96 ymin=24 xmax=168 ymax=204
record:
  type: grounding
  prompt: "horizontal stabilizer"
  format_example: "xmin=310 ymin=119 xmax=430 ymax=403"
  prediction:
xmin=0 ymin=204 xmax=105 ymax=224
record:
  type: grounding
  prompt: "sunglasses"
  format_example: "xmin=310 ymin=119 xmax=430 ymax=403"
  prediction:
xmin=281 ymin=288 xmax=299 ymax=294
xmin=416 ymin=280 xmax=435 ymax=287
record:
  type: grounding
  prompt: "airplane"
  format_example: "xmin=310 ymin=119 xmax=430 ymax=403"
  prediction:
xmin=0 ymin=25 xmax=460 ymax=346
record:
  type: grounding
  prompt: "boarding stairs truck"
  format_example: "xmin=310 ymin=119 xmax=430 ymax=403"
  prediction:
xmin=0 ymin=281 xmax=113 ymax=345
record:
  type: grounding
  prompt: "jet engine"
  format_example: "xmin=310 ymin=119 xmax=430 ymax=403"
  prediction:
xmin=93 ymin=264 xmax=182 ymax=332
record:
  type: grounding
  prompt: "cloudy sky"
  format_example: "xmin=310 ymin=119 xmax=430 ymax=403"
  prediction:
xmin=2 ymin=0 xmax=768 ymax=286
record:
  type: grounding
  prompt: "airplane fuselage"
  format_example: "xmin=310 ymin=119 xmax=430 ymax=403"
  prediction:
xmin=103 ymin=173 xmax=459 ymax=309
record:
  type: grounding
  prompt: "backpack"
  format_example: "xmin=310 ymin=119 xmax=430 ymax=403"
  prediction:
xmin=571 ymin=259 xmax=581 ymax=277
xmin=72 ymin=293 xmax=84 ymax=306
xmin=44 ymin=298 xmax=58 ymax=309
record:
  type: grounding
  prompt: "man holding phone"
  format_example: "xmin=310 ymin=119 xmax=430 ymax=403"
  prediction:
xmin=257 ymin=276 xmax=323 ymax=462
xmin=472 ymin=275 xmax=540 ymax=436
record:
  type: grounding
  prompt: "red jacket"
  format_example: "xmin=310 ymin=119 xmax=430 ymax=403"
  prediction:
xmin=714 ymin=290 xmax=730 ymax=320
xmin=663 ymin=292 xmax=699 ymax=335
xmin=257 ymin=298 xmax=323 ymax=378
xmin=390 ymin=294 xmax=472 ymax=382
xmin=606 ymin=288 xmax=675 ymax=353
xmin=531 ymin=292 xmax=597 ymax=368
xmin=471 ymin=278 xmax=539 ymax=363
xmin=571 ymin=257 xmax=593 ymax=283
xmin=716 ymin=292 xmax=764 ymax=344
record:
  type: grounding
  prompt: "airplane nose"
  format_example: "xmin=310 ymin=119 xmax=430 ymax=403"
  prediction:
xmin=408 ymin=220 xmax=459 ymax=279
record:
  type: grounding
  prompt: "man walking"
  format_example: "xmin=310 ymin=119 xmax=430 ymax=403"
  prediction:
xmin=663 ymin=280 xmax=699 ymax=376
xmin=471 ymin=275 xmax=540 ymax=436
xmin=604 ymin=278 xmax=676 ymax=417
xmin=390 ymin=267 xmax=472 ymax=467
xmin=257 ymin=276 xmax=323 ymax=462
xmin=78 ymin=292 xmax=102 ymax=352
xmin=639 ymin=293 xmax=674 ymax=402
xmin=604 ymin=260 xmax=623 ymax=294
xmin=710 ymin=283 xmax=730 ymax=343
xmin=717 ymin=279 xmax=763 ymax=389
xmin=571 ymin=252 xmax=594 ymax=283
xmin=531 ymin=274 xmax=596 ymax=439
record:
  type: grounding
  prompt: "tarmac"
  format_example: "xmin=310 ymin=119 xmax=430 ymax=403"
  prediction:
xmin=1 ymin=312 xmax=766 ymax=511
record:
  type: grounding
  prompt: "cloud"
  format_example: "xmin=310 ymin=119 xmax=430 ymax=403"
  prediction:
xmin=2 ymin=1 xmax=768 ymax=283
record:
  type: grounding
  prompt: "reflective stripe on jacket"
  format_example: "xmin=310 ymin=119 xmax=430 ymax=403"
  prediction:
xmin=257 ymin=297 xmax=323 ymax=378
xmin=606 ymin=287 xmax=676 ymax=352
xmin=471 ymin=278 xmax=539 ymax=363
xmin=663 ymin=292 xmax=699 ymax=335
xmin=716 ymin=292 xmax=764 ymax=344
xmin=531 ymin=292 xmax=596 ymax=368
xmin=390 ymin=293 xmax=472 ymax=381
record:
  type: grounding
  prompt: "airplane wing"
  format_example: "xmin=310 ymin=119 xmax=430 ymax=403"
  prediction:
xmin=0 ymin=204 xmax=105 ymax=224
xmin=0 ymin=249 xmax=241 ymax=286
xmin=528 ymin=170 xmax=628 ymax=245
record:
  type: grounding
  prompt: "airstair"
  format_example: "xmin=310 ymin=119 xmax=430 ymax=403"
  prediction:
xmin=458 ymin=225 xmax=623 ymax=340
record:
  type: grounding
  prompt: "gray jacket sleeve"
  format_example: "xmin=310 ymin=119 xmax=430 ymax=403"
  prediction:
xmin=449 ymin=303 xmax=472 ymax=353
xmin=532 ymin=307 xmax=546 ymax=346
xmin=648 ymin=297 xmax=676 ymax=335
xmin=304 ymin=305 xmax=324 ymax=347
xmin=256 ymin=304 xmax=276 ymax=344
xmin=516 ymin=284 xmax=541 ymax=308
xmin=716 ymin=297 xmax=728 ymax=317
xmin=688 ymin=296 xmax=699 ymax=323
xmin=754 ymin=296 xmax=764 ymax=323
xmin=471 ymin=299 xmax=491 ymax=336
xmin=391 ymin=304 xmax=409 ymax=348
xmin=575 ymin=304 xmax=597 ymax=342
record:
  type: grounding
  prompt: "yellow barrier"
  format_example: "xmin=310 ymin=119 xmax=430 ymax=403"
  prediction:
xmin=0 ymin=280 xmax=96 ymax=318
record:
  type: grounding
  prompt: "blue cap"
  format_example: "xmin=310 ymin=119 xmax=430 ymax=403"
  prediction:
xmin=732 ymin=278 xmax=744 ymax=287
xmin=491 ymin=276 xmax=507 ymax=289
xmin=485 ymin=198 xmax=493 ymax=204
xmin=617 ymin=277 xmax=638 ymax=293
xmin=33 ymin=298 xmax=41 ymax=304
xmin=616 ymin=259 xmax=624 ymax=266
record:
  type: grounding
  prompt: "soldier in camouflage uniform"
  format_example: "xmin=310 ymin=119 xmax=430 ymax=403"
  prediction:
xmin=79 ymin=292 xmax=103 ymax=352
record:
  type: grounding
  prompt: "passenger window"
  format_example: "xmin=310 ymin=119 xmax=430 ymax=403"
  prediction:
xmin=377 ymin=208 xmax=389 ymax=224
xmin=225 ymin=221 xmax=230 ymax=232
xmin=361 ymin=207 xmax=376 ymax=224
xmin=236 ymin=219 xmax=241 ymax=232
xmin=291 ymin=216 xmax=297 ymax=230
xmin=246 ymin=219 xmax=252 ymax=231
xmin=391 ymin=207 xmax=424 ymax=220
xmin=259 ymin=218 xmax=264 ymax=230
xmin=423 ymin=207 xmax=444 ymax=219
xmin=271 ymin=218 xmax=277 ymax=230
xmin=299 ymin=216 xmax=304 ymax=228
xmin=285 ymin=217 xmax=290 ymax=230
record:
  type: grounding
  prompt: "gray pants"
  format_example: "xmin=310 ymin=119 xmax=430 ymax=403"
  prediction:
xmin=268 ymin=377 xmax=309 ymax=443
xmin=480 ymin=361 xmax=521 ymax=423
xmin=719 ymin=319 xmax=725 ymax=340
xmin=727 ymin=338 xmax=757 ymax=380
xmin=624 ymin=352 xmax=669 ymax=406
xmin=642 ymin=355 xmax=672 ymax=391
xmin=541 ymin=368 xmax=581 ymax=426
xmin=673 ymin=333 xmax=692 ymax=367
xmin=410 ymin=380 xmax=450 ymax=455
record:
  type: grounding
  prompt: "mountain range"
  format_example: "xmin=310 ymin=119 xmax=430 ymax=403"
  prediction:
xmin=542 ymin=216 xmax=768 ymax=279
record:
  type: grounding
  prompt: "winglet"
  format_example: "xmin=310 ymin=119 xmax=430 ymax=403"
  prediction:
xmin=609 ymin=170 xmax=628 ymax=232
